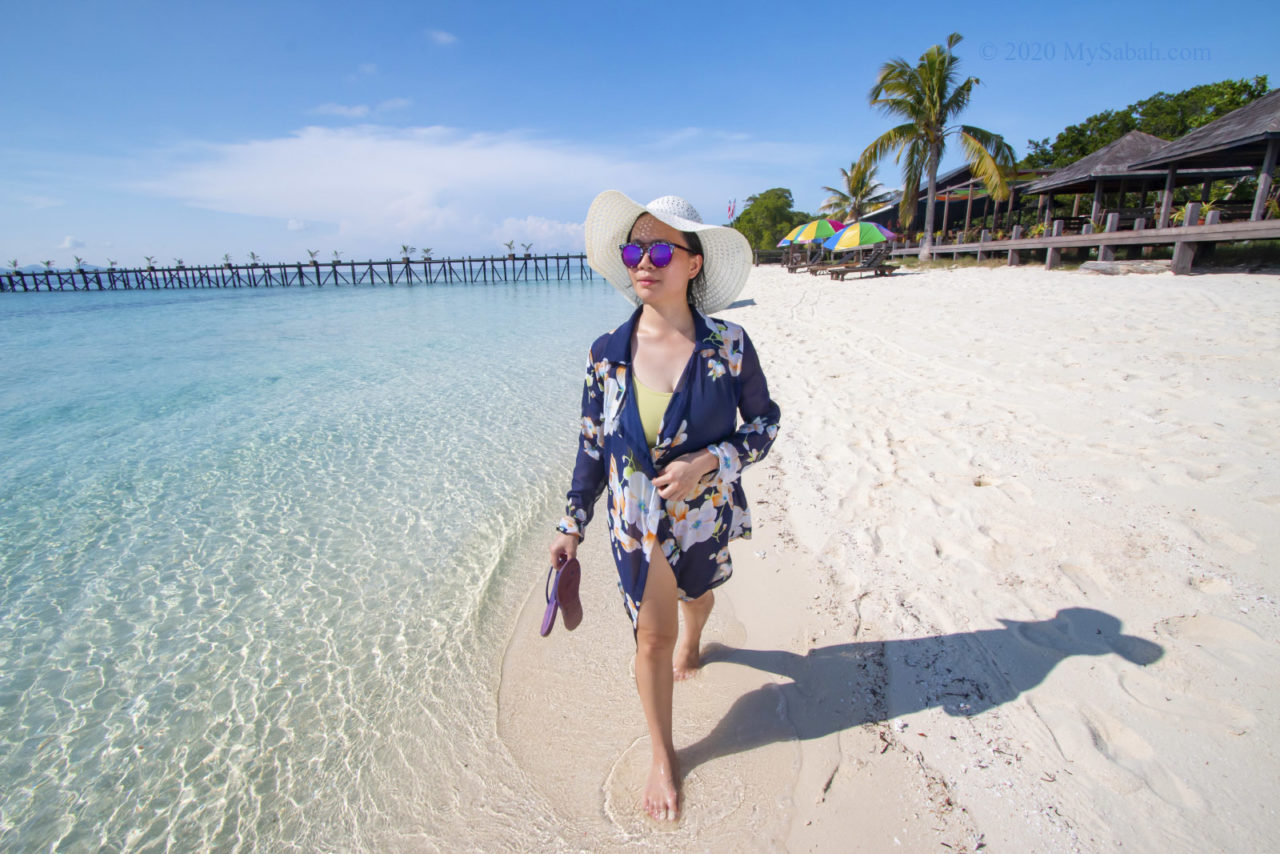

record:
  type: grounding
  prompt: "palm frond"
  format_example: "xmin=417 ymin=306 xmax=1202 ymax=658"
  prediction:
xmin=861 ymin=123 xmax=919 ymax=167
xmin=898 ymin=141 xmax=928 ymax=226
xmin=943 ymin=77 xmax=976 ymax=121
xmin=957 ymin=130 xmax=1011 ymax=200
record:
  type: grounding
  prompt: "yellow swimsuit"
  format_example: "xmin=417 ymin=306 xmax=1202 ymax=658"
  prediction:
xmin=633 ymin=376 xmax=673 ymax=447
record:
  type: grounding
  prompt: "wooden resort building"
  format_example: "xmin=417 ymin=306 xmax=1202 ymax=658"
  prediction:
xmin=1021 ymin=130 xmax=1252 ymax=230
xmin=884 ymin=89 xmax=1280 ymax=274
xmin=862 ymin=165 xmax=1048 ymax=239
xmin=1128 ymin=87 xmax=1280 ymax=225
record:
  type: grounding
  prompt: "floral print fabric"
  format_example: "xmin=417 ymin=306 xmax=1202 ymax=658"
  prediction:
xmin=557 ymin=306 xmax=781 ymax=625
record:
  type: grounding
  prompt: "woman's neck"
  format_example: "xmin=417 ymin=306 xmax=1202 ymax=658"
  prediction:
xmin=638 ymin=300 xmax=696 ymax=340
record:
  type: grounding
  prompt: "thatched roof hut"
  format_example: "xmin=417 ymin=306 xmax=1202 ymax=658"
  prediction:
xmin=1129 ymin=88 xmax=1280 ymax=220
xmin=1023 ymin=130 xmax=1252 ymax=224
xmin=1032 ymin=130 xmax=1242 ymax=193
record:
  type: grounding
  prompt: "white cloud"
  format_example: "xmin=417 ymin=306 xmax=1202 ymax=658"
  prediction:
xmin=287 ymin=219 xmax=306 ymax=231
xmin=311 ymin=99 xmax=411 ymax=119
xmin=58 ymin=235 xmax=85 ymax=249
xmin=490 ymin=216 xmax=584 ymax=252
xmin=426 ymin=30 xmax=456 ymax=45
xmin=356 ymin=63 xmax=377 ymax=76
xmin=128 ymin=123 xmax=833 ymax=256
xmin=312 ymin=103 xmax=372 ymax=118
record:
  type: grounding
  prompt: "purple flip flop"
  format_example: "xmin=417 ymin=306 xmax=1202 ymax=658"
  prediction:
xmin=540 ymin=558 xmax=582 ymax=636
xmin=557 ymin=558 xmax=582 ymax=632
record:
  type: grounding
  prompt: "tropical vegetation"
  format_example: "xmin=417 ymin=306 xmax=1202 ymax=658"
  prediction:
xmin=819 ymin=161 xmax=893 ymax=222
xmin=858 ymin=32 xmax=1015 ymax=260
xmin=1024 ymin=76 xmax=1270 ymax=168
xmin=731 ymin=188 xmax=812 ymax=250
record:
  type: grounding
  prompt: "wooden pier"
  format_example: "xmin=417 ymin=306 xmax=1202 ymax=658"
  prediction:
xmin=1 ymin=254 xmax=595 ymax=293
xmin=890 ymin=208 xmax=1280 ymax=274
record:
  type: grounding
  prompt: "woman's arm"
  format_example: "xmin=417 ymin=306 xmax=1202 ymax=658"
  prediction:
xmin=706 ymin=330 xmax=781 ymax=486
xmin=555 ymin=345 xmax=608 ymax=541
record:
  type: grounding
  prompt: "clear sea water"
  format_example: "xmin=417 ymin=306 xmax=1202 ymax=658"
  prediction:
xmin=0 ymin=280 xmax=619 ymax=850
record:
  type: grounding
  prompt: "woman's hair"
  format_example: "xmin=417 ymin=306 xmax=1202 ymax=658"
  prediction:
xmin=682 ymin=230 xmax=707 ymax=310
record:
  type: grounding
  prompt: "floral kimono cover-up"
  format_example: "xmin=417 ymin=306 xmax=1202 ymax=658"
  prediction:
xmin=557 ymin=306 xmax=781 ymax=625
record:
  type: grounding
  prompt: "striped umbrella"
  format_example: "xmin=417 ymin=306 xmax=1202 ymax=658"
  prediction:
xmin=776 ymin=218 xmax=844 ymax=246
xmin=822 ymin=221 xmax=896 ymax=252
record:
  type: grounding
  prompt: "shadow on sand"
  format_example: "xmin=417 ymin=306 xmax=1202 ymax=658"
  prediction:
xmin=683 ymin=607 xmax=1163 ymax=772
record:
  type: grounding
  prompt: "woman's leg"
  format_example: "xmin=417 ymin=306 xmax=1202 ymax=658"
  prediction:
xmin=673 ymin=590 xmax=715 ymax=681
xmin=635 ymin=549 xmax=680 ymax=821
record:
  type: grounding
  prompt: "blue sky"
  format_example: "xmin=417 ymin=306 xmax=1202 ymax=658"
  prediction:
xmin=3 ymin=0 xmax=1277 ymax=267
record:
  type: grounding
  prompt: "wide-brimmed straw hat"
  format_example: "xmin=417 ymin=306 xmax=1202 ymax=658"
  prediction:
xmin=584 ymin=190 xmax=752 ymax=314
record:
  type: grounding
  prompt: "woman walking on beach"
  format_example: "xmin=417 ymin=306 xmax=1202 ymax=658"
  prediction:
xmin=549 ymin=191 xmax=780 ymax=822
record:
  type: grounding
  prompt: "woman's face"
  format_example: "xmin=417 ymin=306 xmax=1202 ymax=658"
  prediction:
xmin=627 ymin=214 xmax=703 ymax=307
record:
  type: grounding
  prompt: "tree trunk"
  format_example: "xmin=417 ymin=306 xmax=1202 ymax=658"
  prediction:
xmin=920 ymin=146 xmax=940 ymax=261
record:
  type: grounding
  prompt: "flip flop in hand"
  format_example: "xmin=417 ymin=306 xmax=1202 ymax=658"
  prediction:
xmin=540 ymin=557 xmax=582 ymax=636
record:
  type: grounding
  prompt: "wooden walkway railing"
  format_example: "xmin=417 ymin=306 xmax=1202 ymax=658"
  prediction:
xmin=891 ymin=206 xmax=1280 ymax=274
xmin=1 ymin=254 xmax=595 ymax=293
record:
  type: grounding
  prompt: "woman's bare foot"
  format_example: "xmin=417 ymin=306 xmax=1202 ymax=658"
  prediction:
xmin=672 ymin=642 xmax=701 ymax=681
xmin=673 ymin=590 xmax=714 ymax=681
xmin=643 ymin=749 xmax=680 ymax=821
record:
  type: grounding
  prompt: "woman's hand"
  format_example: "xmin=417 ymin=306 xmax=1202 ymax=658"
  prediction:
xmin=549 ymin=531 xmax=579 ymax=569
xmin=653 ymin=450 xmax=718 ymax=501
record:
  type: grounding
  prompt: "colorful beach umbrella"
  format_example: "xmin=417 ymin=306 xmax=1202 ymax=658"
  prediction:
xmin=776 ymin=218 xmax=844 ymax=247
xmin=821 ymin=221 xmax=895 ymax=252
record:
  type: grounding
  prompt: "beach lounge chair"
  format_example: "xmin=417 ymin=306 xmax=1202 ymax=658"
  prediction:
xmin=785 ymin=247 xmax=823 ymax=273
xmin=828 ymin=245 xmax=896 ymax=280
xmin=807 ymin=261 xmax=843 ymax=276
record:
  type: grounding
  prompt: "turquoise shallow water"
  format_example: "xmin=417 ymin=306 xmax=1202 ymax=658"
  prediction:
xmin=0 ymin=281 xmax=619 ymax=850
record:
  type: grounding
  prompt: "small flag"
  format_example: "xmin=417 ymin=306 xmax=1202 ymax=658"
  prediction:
xmin=727 ymin=199 xmax=736 ymax=222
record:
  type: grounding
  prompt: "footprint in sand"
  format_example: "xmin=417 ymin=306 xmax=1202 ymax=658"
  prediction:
xmin=1154 ymin=613 xmax=1272 ymax=671
xmin=1188 ymin=573 xmax=1232 ymax=595
xmin=1081 ymin=708 xmax=1206 ymax=810
xmin=1033 ymin=699 xmax=1205 ymax=811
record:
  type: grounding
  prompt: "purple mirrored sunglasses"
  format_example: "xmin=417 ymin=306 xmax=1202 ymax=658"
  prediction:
xmin=618 ymin=240 xmax=695 ymax=269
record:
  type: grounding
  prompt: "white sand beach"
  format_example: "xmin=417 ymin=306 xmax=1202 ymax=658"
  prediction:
xmin=498 ymin=263 xmax=1280 ymax=852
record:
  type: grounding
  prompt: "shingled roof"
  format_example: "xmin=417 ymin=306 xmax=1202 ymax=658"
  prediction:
xmin=1024 ymin=130 xmax=1253 ymax=195
xmin=1130 ymin=88 xmax=1280 ymax=170
xmin=1024 ymin=131 xmax=1174 ymax=194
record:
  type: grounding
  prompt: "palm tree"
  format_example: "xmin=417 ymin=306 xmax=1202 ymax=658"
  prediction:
xmin=331 ymin=250 xmax=343 ymax=263
xmin=144 ymin=256 xmax=156 ymax=269
xmin=42 ymin=260 xmax=54 ymax=270
xmin=400 ymin=244 xmax=415 ymax=261
xmin=419 ymin=248 xmax=433 ymax=260
xmin=248 ymin=251 xmax=261 ymax=266
xmin=819 ymin=161 xmax=893 ymax=222
xmin=73 ymin=255 xmax=85 ymax=270
xmin=9 ymin=259 xmax=19 ymax=271
xmin=859 ymin=32 xmax=1015 ymax=260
